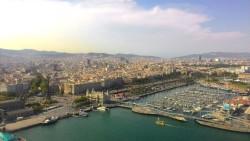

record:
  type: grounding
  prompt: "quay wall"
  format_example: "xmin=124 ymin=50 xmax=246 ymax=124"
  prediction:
xmin=196 ymin=119 xmax=250 ymax=133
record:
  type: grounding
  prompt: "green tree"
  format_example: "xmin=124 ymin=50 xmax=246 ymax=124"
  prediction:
xmin=30 ymin=74 xmax=49 ymax=97
xmin=73 ymin=96 xmax=90 ymax=108
xmin=30 ymin=75 xmax=43 ymax=95
xmin=40 ymin=79 xmax=49 ymax=95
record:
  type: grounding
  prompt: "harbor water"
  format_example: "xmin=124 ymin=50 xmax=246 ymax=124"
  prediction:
xmin=16 ymin=108 xmax=250 ymax=141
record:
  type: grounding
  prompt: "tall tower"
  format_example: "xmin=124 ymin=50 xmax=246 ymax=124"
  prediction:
xmin=86 ymin=59 xmax=91 ymax=67
xmin=198 ymin=55 xmax=202 ymax=62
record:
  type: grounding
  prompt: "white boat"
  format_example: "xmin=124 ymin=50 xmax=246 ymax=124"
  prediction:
xmin=183 ymin=109 xmax=192 ymax=113
xmin=97 ymin=106 xmax=108 ymax=112
xmin=79 ymin=109 xmax=88 ymax=117
xmin=42 ymin=116 xmax=59 ymax=125
xmin=97 ymin=98 xmax=109 ymax=112
xmin=201 ymin=114 xmax=214 ymax=119
xmin=155 ymin=117 xmax=165 ymax=126
xmin=193 ymin=107 xmax=202 ymax=112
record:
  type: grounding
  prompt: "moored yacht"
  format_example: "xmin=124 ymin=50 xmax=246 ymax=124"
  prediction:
xmin=79 ymin=109 xmax=88 ymax=117
xmin=42 ymin=116 xmax=59 ymax=125
xmin=97 ymin=106 xmax=109 ymax=112
xmin=155 ymin=117 xmax=165 ymax=126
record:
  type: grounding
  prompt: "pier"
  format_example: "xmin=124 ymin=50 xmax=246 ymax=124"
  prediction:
xmin=196 ymin=119 xmax=250 ymax=133
xmin=118 ymin=104 xmax=188 ymax=122
xmin=1 ymin=112 xmax=73 ymax=132
xmin=2 ymin=116 xmax=45 ymax=132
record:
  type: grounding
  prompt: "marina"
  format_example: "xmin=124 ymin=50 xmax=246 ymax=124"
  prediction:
xmin=128 ymin=84 xmax=250 ymax=133
xmin=135 ymin=84 xmax=236 ymax=115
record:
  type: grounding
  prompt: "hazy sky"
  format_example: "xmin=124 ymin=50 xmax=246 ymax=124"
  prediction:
xmin=0 ymin=0 xmax=249 ymax=57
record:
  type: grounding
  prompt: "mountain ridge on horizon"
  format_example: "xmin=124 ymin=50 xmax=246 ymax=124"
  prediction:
xmin=1 ymin=48 xmax=250 ymax=59
xmin=176 ymin=52 xmax=250 ymax=59
xmin=0 ymin=48 xmax=161 ymax=60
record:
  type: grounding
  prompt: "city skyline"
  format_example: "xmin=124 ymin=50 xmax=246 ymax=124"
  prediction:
xmin=0 ymin=0 xmax=249 ymax=57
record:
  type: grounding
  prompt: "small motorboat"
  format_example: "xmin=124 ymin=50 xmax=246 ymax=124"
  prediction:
xmin=97 ymin=106 xmax=109 ymax=112
xmin=155 ymin=117 xmax=165 ymax=126
xmin=42 ymin=116 xmax=59 ymax=125
xmin=78 ymin=109 xmax=88 ymax=117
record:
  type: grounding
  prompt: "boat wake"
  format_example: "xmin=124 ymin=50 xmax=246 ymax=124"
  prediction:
xmin=165 ymin=124 xmax=177 ymax=128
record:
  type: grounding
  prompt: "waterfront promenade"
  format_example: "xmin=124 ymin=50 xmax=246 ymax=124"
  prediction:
xmin=4 ymin=116 xmax=45 ymax=132
xmin=1 ymin=101 xmax=75 ymax=132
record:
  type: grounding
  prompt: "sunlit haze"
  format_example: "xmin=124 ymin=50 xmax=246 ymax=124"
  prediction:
xmin=0 ymin=0 xmax=249 ymax=57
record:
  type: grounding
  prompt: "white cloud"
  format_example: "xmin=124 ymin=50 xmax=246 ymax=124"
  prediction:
xmin=0 ymin=0 xmax=248 ymax=56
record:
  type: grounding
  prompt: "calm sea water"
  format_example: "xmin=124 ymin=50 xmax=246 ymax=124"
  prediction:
xmin=16 ymin=108 xmax=250 ymax=141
